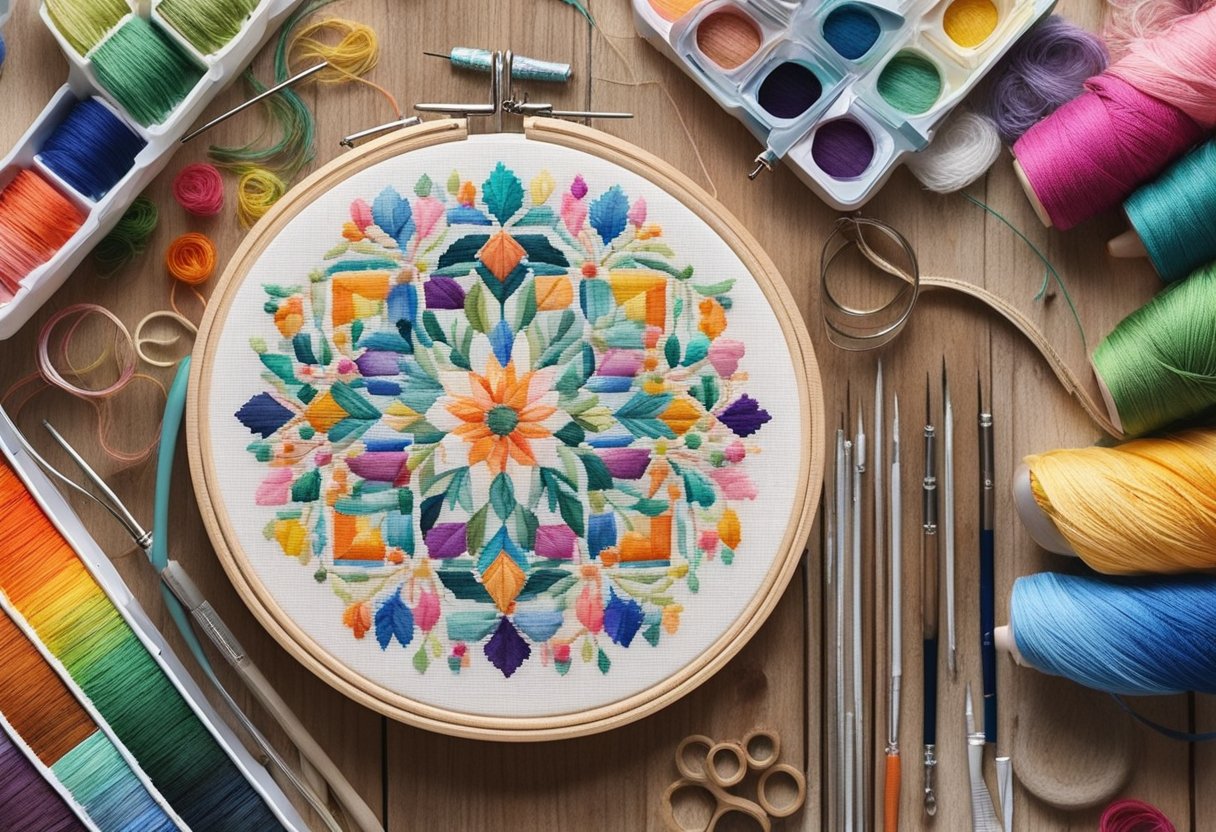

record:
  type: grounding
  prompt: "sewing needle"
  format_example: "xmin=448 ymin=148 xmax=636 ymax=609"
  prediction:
xmin=843 ymin=415 xmax=856 ymax=832
xmin=979 ymin=374 xmax=997 ymax=746
xmin=922 ymin=375 xmax=939 ymax=817
xmin=885 ymin=395 xmax=902 ymax=832
xmin=943 ymin=360 xmax=956 ymax=679
xmin=180 ymin=61 xmax=330 ymax=143
xmin=836 ymin=423 xmax=849 ymax=832
xmin=853 ymin=406 xmax=866 ymax=832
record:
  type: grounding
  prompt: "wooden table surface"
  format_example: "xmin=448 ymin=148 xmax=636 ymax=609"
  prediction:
xmin=0 ymin=0 xmax=1201 ymax=829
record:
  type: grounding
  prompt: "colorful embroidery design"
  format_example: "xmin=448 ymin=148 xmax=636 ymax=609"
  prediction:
xmin=235 ymin=163 xmax=771 ymax=678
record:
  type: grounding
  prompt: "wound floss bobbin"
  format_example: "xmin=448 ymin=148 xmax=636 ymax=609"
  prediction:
xmin=187 ymin=55 xmax=824 ymax=740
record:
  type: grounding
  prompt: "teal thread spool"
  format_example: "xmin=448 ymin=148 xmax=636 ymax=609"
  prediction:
xmin=157 ymin=0 xmax=260 ymax=55
xmin=877 ymin=50 xmax=942 ymax=114
xmin=1123 ymin=139 xmax=1216 ymax=283
xmin=91 ymin=16 xmax=203 ymax=127
xmin=425 ymin=47 xmax=572 ymax=82
xmin=1092 ymin=263 xmax=1216 ymax=437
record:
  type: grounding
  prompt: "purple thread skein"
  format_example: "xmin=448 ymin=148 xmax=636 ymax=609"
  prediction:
xmin=982 ymin=15 xmax=1109 ymax=144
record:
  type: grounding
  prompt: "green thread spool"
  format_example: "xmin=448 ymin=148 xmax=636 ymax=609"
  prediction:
xmin=877 ymin=51 xmax=942 ymax=114
xmin=1124 ymin=139 xmax=1216 ymax=283
xmin=45 ymin=0 xmax=128 ymax=55
xmin=1093 ymin=264 xmax=1216 ymax=436
xmin=157 ymin=0 xmax=260 ymax=55
xmin=92 ymin=16 xmax=203 ymax=127
xmin=93 ymin=196 xmax=158 ymax=276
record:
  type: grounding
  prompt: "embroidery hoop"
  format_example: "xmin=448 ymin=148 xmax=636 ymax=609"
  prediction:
xmin=187 ymin=114 xmax=824 ymax=741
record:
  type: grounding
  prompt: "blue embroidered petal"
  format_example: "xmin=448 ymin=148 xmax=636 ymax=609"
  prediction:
xmin=718 ymin=394 xmax=772 ymax=438
xmin=587 ymin=512 xmax=618 ymax=559
xmin=447 ymin=205 xmax=492 ymax=226
xmin=603 ymin=589 xmax=644 ymax=647
xmin=372 ymin=187 xmax=412 ymax=238
xmin=235 ymin=392 xmax=293 ymax=438
xmin=374 ymin=593 xmax=414 ymax=650
xmin=484 ymin=616 xmax=530 ymax=677
xmin=589 ymin=185 xmax=629 ymax=245
xmin=387 ymin=282 xmax=417 ymax=323
xmin=489 ymin=319 xmax=515 ymax=368
xmin=514 ymin=608 xmax=564 ymax=643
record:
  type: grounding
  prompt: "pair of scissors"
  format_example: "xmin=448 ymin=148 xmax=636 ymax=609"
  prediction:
xmin=661 ymin=731 xmax=807 ymax=831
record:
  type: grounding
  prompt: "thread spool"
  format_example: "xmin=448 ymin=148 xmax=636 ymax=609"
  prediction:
xmin=996 ymin=571 xmax=1216 ymax=695
xmin=1090 ymin=263 xmax=1216 ymax=437
xmin=431 ymin=47 xmax=572 ymax=83
xmin=1104 ymin=0 xmax=1212 ymax=61
xmin=0 ymin=170 xmax=85 ymax=298
xmin=91 ymin=16 xmax=203 ymax=127
xmin=165 ymin=232 xmax=216 ymax=284
xmin=0 ymin=723 xmax=89 ymax=831
xmin=1012 ymin=6 xmax=1216 ymax=230
xmin=1014 ymin=429 xmax=1216 ymax=573
xmin=982 ymin=15 xmax=1109 ymax=144
xmin=39 ymin=98 xmax=146 ymax=201
xmin=172 ymin=163 xmax=224 ymax=216
xmin=44 ymin=0 xmax=128 ymax=55
xmin=157 ymin=0 xmax=258 ymax=55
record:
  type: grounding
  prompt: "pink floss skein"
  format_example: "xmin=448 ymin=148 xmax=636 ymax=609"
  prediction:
xmin=1012 ymin=4 xmax=1216 ymax=230
xmin=172 ymin=163 xmax=224 ymax=217
xmin=1099 ymin=799 xmax=1175 ymax=832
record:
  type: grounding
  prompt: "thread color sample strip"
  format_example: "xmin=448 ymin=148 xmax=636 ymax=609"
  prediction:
xmin=0 ymin=462 xmax=284 ymax=831
xmin=0 ymin=723 xmax=88 ymax=832
xmin=0 ymin=611 xmax=176 ymax=831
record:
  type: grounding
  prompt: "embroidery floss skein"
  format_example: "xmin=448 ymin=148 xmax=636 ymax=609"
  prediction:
xmin=236 ymin=167 xmax=285 ymax=227
xmin=905 ymin=109 xmax=1001 ymax=193
xmin=172 ymin=163 xmax=223 ymax=216
xmin=1091 ymin=263 xmax=1216 ymax=437
xmin=91 ymin=16 xmax=203 ymax=127
xmin=1104 ymin=0 xmax=1213 ymax=61
xmin=157 ymin=0 xmax=259 ymax=55
xmin=0 ymin=725 xmax=88 ymax=832
xmin=164 ymin=232 xmax=216 ymax=283
xmin=1015 ymin=429 xmax=1216 ymax=574
xmin=38 ymin=98 xmax=146 ymax=201
xmin=92 ymin=196 xmax=158 ymax=276
xmin=0 ymin=171 xmax=85 ymax=299
xmin=1012 ymin=5 xmax=1216 ymax=229
xmin=0 ymin=463 xmax=286 ymax=830
xmin=44 ymin=0 xmax=128 ymax=55
xmin=1100 ymin=799 xmax=1176 ymax=832
xmin=981 ymin=15 xmax=1108 ymax=144
xmin=998 ymin=571 xmax=1216 ymax=696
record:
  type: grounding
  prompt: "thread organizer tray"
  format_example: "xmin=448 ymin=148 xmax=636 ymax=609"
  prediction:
xmin=632 ymin=0 xmax=1054 ymax=209
xmin=0 ymin=0 xmax=308 ymax=339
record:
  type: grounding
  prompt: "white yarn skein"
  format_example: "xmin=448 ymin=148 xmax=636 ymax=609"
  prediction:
xmin=906 ymin=110 xmax=1002 ymax=194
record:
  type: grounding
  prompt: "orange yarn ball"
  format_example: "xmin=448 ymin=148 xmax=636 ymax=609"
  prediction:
xmin=164 ymin=232 xmax=216 ymax=284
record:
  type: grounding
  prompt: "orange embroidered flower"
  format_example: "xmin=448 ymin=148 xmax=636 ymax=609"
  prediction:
xmin=699 ymin=298 xmax=727 ymax=339
xmin=446 ymin=357 xmax=557 ymax=474
xmin=343 ymin=601 xmax=371 ymax=639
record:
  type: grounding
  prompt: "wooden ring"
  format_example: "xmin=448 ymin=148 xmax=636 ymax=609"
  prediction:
xmin=707 ymin=741 xmax=748 ymax=788
xmin=676 ymin=734 xmax=716 ymax=781
xmin=741 ymin=728 xmax=780 ymax=770
xmin=756 ymin=762 xmax=807 ymax=818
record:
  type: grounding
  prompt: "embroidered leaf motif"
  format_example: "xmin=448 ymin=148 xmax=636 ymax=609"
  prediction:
xmin=580 ymin=278 xmax=614 ymax=323
xmin=554 ymin=421 xmax=585 ymax=447
xmin=682 ymin=469 xmax=716 ymax=507
xmin=718 ymin=394 xmax=772 ymax=437
xmin=514 ymin=235 xmax=569 ymax=267
xmin=664 ymin=335 xmax=680 ymax=369
xmin=589 ymin=185 xmax=629 ymax=245
xmin=464 ymin=281 xmax=490 ymax=333
xmin=374 ymin=593 xmax=414 ymax=650
xmin=259 ymin=353 xmax=297 ymax=384
xmin=482 ymin=163 xmax=525 ymax=225
xmin=596 ymin=647 xmax=611 ymax=674
xmin=580 ymin=452 xmax=613 ymax=491
xmin=514 ymin=608 xmax=563 ymax=642
xmin=235 ymin=393 xmax=293 ymax=438
xmin=518 ymin=569 xmax=569 ymax=601
xmin=446 ymin=609 xmax=499 ymax=641
xmin=478 ymin=231 xmax=526 ymax=282
xmin=329 ymin=382 xmax=381 ymax=421
xmin=484 ymin=616 xmax=530 ymax=677
xmin=437 ymin=570 xmax=494 ymax=604
xmin=514 ymin=281 xmax=537 ymax=330
xmin=466 ymin=504 xmax=489 ymax=555
xmin=615 ymin=392 xmax=676 ymax=439
xmin=446 ymin=170 xmax=460 ymax=196
xmin=482 ymin=551 xmax=527 ymax=612
xmin=414 ymin=174 xmax=433 ymax=198
xmin=540 ymin=468 xmax=585 ymax=535
xmin=694 ymin=278 xmax=735 ymax=296
xmin=420 ymin=494 xmax=444 ymax=534
xmin=437 ymin=233 xmax=490 ymax=271
xmin=632 ymin=498 xmax=669 ymax=517
xmin=413 ymin=646 xmax=430 ymax=673
xmin=489 ymin=319 xmax=514 ymax=368
xmin=372 ymin=187 xmax=413 ymax=240
xmin=489 ymin=473 xmax=516 ymax=520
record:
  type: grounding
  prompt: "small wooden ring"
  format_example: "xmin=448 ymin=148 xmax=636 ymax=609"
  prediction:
xmin=707 ymin=741 xmax=748 ymax=788
xmin=676 ymin=734 xmax=716 ymax=781
xmin=661 ymin=778 xmax=716 ymax=832
xmin=741 ymin=728 xmax=781 ymax=770
xmin=756 ymin=762 xmax=807 ymax=818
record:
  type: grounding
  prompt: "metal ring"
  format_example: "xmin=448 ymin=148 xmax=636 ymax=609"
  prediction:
xmin=820 ymin=215 xmax=920 ymax=351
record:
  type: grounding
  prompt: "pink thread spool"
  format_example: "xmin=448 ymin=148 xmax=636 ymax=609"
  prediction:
xmin=1100 ymin=799 xmax=1175 ymax=832
xmin=172 ymin=163 xmax=224 ymax=217
xmin=1012 ymin=6 xmax=1216 ymax=230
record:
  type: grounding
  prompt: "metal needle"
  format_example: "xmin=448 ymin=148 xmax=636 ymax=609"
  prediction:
xmin=180 ymin=62 xmax=330 ymax=143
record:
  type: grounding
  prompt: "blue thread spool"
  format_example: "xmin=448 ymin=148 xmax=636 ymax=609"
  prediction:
xmin=38 ymin=98 xmax=146 ymax=201
xmin=425 ymin=47 xmax=572 ymax=83
xmin=822 ymin=5 xmax=881 ymax=60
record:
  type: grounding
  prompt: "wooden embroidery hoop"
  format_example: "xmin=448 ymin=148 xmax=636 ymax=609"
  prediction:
xmin=187 ymin=115 xmax=825 ymax=741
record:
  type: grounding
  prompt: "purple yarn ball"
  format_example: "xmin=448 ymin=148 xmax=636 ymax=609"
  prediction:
xmin=982 ymin=15 xmax=1109 ymax=144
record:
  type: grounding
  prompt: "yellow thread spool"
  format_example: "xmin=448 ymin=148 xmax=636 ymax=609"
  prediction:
xmin=944 ymin=0 xmax=999 ymax=48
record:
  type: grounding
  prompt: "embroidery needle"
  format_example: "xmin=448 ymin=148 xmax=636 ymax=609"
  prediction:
xmin=835 ymin=421 xmax=849 ymax=832
xmin=885 ymin=395 xmax=902 ymax=832
xmin=842 ymin=409 xmax=856 ymax=832
xmin=824 ymin=448 xmax=837 ymax=830
xmin=943 ymin=359 xmax=957 ymax=679
xmin=180 ymin=61 xmax=330 ymax=143
xmin=979 ymin=373 xmax=997 ymax=746
xmin=922 ymin=374 xmax=939 ymax=817
xmin=853 ymin=405 xmax=866 ymax=832
xmin=966 ymin=684 xmax=1002 ymax=832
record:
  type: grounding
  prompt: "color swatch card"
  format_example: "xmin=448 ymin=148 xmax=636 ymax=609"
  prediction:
xmin=633 ymin=0 xmax=1054 ymax=208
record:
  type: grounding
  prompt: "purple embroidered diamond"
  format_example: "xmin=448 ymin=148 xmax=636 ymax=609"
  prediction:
xmin=484 ymin=616 xmax=531 ymax=678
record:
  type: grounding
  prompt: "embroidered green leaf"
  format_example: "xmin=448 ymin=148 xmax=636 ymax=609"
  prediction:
xmin=446 ymin=170 xmax=460 ymax=196
xmin=691 ymin=375 xmax=719 ymax=410
xmin=632 ymin=256 xmax=690 ymax=280
xmin=518 ymin=569 xmax=568 ymax=601
xmin=328 ymin=417 xmax=373 ymax=444
xmin=420 ymin=494 xmax=444 ymax=534
xmin=422 ymin=311 xmax=447 ymax=345
xmin=329 ymin=382 xmax=381 ymax=421
xmin=643 ymin=619 xmax=661 ymax=647
xmin=581 ymin=637 xmax=594 ymax=663
xmin=540 ymin=468 xmax=585 ymax=536
xmin=572 ymin=405 xmax=615 ymax=433
xmin=537 ymin=309 xmax=579 ymax=368
xmin=466 ymin=504 xmax=489 ymax=554
xmin=323 ymin=242 xmax=349 ymax=259
xmin=674 ymin=297 xmax=684 ymax=322
xmin=259 ymin=353 xmax=297 ymax=384
xmin=414 ymin=174 xmax=433 ymax=198
xmin=291 ymin=469 xmax=320 ymax=503
xmin=632 ymin=498 xmax=670 ymax=517
xmin=515 ymin=235 xmax=569 ymax=267
xmin=446 ymin=467 xmax=472 ymax=511
xmin=682 ymin=333 xmax=710 ymax=366
xmin=580 ymin=278 xmax=614 ymax=323
xmin=512 ymin=505 xmax=538 ymax=549
xmin=597 ymin=647 xmax=611 ymax=674
xmin=464 ymin=281 xmax=490 ymax=333
xmin=490 ymin=473 xmax=516 ymax=520
xmin=554 ymin=421 xmax=585 ymax=447
xmin=446 ymin=609 xmax=500 ymax=641
xmin=514 ymin=281 xmax=537 ymax=330
xmin=580 ymin=452 xmax=613 ymax=491
xmin=682 ymin=469 xmax=716 ymax=507
xmin=437 ymin=571 xmax=495 ymax=605
xmin=664 ymin=335 xmax=680 ymax=369
xmin=413 ymin=646 xmax=430 ymax=673
xmin=694 ymin=278 xmax=735 ymax=296
xmin=632 ymin=242 xmax=675 ymax=257
xmin=292 ymin=333 xmax=318 ymax=364
xmin=262 ymin=284 xmax=299 ymax=298
xmin=556 ymin=350 xmax=590 ymax=395
xmin=437 ymin=233 xmax=490 ymax=270
xmin=482 ymin=163 xmax=524 ymax=225
xmin=615 ymin=392 xmax=675 ymax=439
